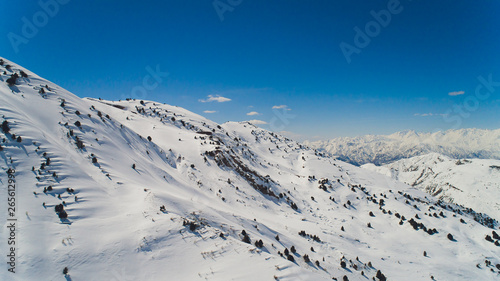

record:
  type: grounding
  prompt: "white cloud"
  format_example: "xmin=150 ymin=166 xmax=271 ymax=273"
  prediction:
xmin=203 ymin=110 xmax=217 ymax=114
xmin=199 ymin=95 xmax=231 ymax=103
xmin=272 ymin=105 xmax=291 ymax=110
xmin=448 ymin=91 xmax=465 ymax=96
xmin=354 ymin=98 xmax=379 ymax=103
xmin=247 ymin=119 xmax=267 ymax=125
xmin=246 ymin=111 xmax=260 ymax=116
xmin=279 ymin=131 xmax=303 ymax=139
xmin=278 ymin=131 xmax=321 ymax=142
xmin=414 ymin=113 xmax=447 ymax=117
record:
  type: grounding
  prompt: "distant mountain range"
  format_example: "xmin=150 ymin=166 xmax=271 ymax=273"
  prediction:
xmin=305 ymin=129 xmax=500 ymax=166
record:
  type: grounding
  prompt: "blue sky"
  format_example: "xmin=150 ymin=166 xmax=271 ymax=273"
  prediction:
xmin=1 ymin=0 xmax=499 ymax=140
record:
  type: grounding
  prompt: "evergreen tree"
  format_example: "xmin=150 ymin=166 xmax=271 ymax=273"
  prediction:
xmin=447 ymin=233 xmax=454 ymax=241
xmin=1 ymin=120 xmax=10 ymax=133
xmin=376 ymin=270 xmax=386 ymax=281
xmin=6 ymin=73 xmax=19 ymax=86
xmin=242 ymin=234 xmax=250 ymax=244
xmin=485 ymin=235 xmax=493 ymax=242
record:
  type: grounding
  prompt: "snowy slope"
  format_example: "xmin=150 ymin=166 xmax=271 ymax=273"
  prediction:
xmin=1 ymin=57 xmax=500 ymax=281
xmin=363 ymin=153 xmax=500 ymax=223
xmin=305 ymin=130 xmax=500 ymax=166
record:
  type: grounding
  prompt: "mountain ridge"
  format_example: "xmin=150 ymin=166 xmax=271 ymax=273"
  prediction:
xmin=305 ymin=129 xmax=500 ymax=166
xmin=1 ymin=57 xmax=500 ymax=280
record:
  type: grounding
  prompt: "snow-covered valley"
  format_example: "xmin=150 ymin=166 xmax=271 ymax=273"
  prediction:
xmin=363 ymin=153 xmax=500 ymax=224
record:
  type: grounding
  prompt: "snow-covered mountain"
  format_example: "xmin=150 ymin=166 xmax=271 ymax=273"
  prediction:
xmin=1 ymin=57 xmax=500 ymax=281
xmin=305 ymin=129 xmax=500 ymax=166
xmin=363 ymin=153 xmax=500 ymax=223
